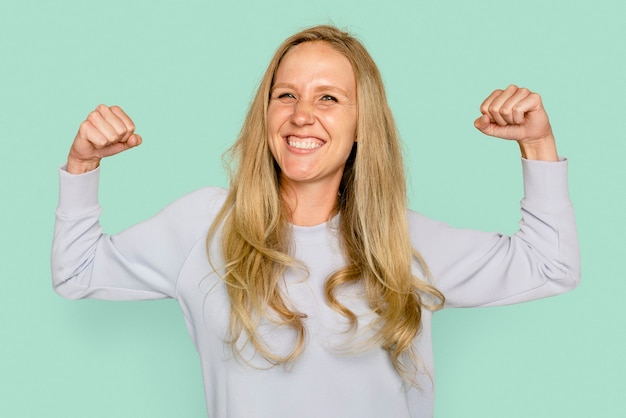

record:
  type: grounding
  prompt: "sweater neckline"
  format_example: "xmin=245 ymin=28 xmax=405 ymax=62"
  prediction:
xmin=290 ymin=215 xmax=339 ymax=243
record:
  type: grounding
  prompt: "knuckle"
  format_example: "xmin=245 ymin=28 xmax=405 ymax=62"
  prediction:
xmin=77 ymin=122 xmax=91 ymax=138
xmin=500 ymin=107 xmax=512 ymax=117
xmin=86 ymin=110 xmax=100 ymax=122
xmin=92 ymin=137 xmax=107 ymax=147
xmin=79 ymin=119 xmax=92 ymax=130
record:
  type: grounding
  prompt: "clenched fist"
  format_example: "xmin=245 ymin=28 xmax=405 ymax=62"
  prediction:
xmin=474 ymin=85 xmax=558 ymax=161
xmin=67 ymin=105 xmax=142 ymax=174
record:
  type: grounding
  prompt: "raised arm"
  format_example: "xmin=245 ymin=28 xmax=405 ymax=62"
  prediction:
xmin=52 ymin=106 xmax=186 ymax=300
xmin=413 ymin=86 xmax=580 ymax=307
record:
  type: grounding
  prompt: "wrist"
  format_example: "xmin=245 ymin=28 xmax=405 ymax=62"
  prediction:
xmin=66 ymin=156 xmax=100 ymax=174
xmin=518 ymin=135 xmax=559 ymax=162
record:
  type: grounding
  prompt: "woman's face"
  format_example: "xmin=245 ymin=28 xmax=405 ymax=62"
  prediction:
xmin=267 ymin=41 xmax=357 ymax=192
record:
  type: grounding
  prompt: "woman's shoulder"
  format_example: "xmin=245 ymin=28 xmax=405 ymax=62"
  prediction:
xmin=406 ymin=209 xmax=441 ymax=231
xmin=152 ymin=186 xmax=229 ymax=229
xmin=172 ymin=186 xmax=228 ymax=209
xmin=406 ymin=208 xmax=456 ymax=252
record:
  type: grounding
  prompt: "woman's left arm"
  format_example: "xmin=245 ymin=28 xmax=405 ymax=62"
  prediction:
xmin=410 ymin=86 xmax=580 ymax=307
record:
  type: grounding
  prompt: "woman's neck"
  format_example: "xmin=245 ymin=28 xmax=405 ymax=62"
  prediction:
xmin=280 ymin=181 xmax=339 ymax=226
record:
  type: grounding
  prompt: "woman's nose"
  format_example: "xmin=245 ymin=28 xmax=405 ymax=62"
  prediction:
xmin=290 ymin=101 xmax=315 ymax=126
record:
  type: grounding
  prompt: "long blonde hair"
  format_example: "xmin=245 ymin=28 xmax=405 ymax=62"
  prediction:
xmin=207 ymin=25 xmax=444 ymax=382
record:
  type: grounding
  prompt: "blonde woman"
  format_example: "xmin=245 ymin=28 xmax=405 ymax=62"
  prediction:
xmin=52 ymin=25 xmax=580 ymax=417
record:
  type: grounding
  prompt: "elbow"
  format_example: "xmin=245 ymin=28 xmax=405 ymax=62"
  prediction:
xmin=51 ymin=263 xmax=90 ymax=300
xmin=564 ymin=248 xmax=582 ymax=291
xmin=51 ymin=248 xmax=92 ymax=300
xmin=559 ymin=232 xmax=582 ymax=293
xmin=552 ymin=260 xmax=581 ymax=295
xmin=53 ymin=281 xmax=87 ymax=300
xmin=564 ymin=267 xmax=582 ymax=292
xmin=52 ymin=274 xmax=88 ymax=300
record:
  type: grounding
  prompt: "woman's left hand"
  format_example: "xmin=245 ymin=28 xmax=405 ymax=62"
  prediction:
xmin=474 ymin=85 xmax=558 ymax=161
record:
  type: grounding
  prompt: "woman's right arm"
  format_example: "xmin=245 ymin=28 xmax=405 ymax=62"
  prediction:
xmin=51 ymin=106 xmax=211 ymax=301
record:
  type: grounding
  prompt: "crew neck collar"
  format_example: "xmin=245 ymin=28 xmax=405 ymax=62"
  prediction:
xmin=290 ymin=215 xmax=340 ymax=243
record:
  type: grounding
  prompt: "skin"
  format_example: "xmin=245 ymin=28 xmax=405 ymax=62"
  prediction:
xmin=66 ymin=49 xmax=559 ymax=224
xmin=267 ymin=41 xmax=358 ymax=226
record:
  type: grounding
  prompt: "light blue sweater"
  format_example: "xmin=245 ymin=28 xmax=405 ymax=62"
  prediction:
xmin=51 ymin=158 xmax=580 ymax=417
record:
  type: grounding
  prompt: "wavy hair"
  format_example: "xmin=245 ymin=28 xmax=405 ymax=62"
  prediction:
xmin=207 ymin=25 xmax=444 ymax=383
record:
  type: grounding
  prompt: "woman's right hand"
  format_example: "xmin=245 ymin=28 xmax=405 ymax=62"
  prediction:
xmin=67 ymin=105 xmax=142 ymax=174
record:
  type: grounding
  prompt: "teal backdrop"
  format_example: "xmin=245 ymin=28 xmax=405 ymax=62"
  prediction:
xmin=1 ymin=0 xmax=624 ymax=416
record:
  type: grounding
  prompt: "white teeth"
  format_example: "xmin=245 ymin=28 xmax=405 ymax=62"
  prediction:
xmin=287 ymin=138 xmax=322 ymax=149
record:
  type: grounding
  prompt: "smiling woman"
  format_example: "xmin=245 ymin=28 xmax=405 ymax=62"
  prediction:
xmin=51 ymin=25 xmax=580 ymax=418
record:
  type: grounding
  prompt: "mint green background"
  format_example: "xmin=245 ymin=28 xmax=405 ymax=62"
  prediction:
xmin=1 ymin=0 xmax=624 ymax=416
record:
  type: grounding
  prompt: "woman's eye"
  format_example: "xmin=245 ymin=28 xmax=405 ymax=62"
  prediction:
xmin=321 ymin=95 xmax=338 ymax=102
xmin=278 ymin=93 xmax=296 ymax=100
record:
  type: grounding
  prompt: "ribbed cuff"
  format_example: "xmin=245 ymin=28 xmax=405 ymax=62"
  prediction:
xmin=56 ymin=164 xmax=101 ymax=217
xmin=521 ymin=157 xmax=571 ymax=212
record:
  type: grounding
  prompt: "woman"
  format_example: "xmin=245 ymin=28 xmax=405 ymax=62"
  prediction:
xmin=52 ymin=25 xmax=580 ymax=417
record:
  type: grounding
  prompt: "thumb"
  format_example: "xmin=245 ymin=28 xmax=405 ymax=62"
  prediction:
xmin=474 ymin=114 xmax=492 ymax=134
xmin=126 ymin=133 xmax=142 ymax=148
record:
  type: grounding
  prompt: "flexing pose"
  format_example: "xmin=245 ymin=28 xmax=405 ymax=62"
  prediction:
xmin=52 ymin=25 xmax=579 ymax=417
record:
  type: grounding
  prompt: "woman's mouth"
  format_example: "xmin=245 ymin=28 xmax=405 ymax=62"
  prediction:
xmin=286 ymin=136 xmax=324 ymax=150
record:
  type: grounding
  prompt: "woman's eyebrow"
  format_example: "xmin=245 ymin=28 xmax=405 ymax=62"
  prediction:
xmin=313 ymin=85 xmax=350 ymax=96
xmin=271 ymin=82 xmax=350 ymax=95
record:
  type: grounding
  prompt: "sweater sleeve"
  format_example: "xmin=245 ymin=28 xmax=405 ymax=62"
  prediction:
xmin=410 ymin=158 xmax=580 ymax=308
xmin=51 ymin=166 xmax=225 ymax=301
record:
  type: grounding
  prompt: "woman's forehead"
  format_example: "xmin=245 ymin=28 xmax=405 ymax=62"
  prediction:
xmin=274 ymin=42 xmax=355 ymax=87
